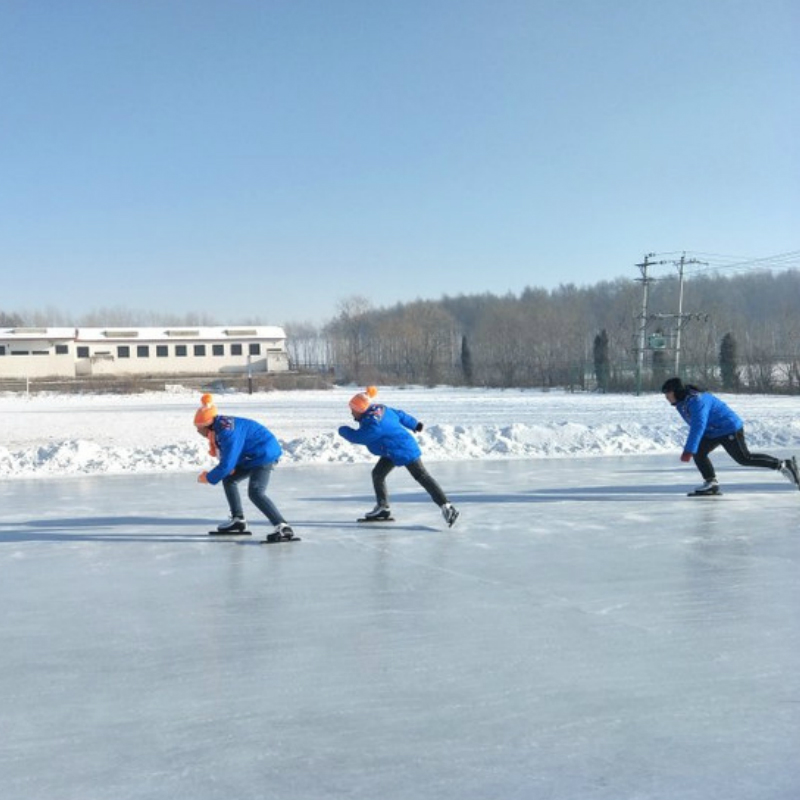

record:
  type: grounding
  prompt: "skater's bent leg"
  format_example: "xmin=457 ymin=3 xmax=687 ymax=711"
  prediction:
xmin=247 ymin=464 xmax=286 ymax=526
xmin=222 ymin=471 xmax=248 ymax=518
xmin=406 ymin=459 xmax=448 ymax=506
xmin=693 ymin=439 xmax=718 ymax=482
xmin=721 ymin=428 xmax=782 ymax=470
xmin=372 ymin=458 xmax=394 ymax=507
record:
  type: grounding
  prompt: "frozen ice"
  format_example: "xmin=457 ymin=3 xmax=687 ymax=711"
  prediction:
xmin=2 ymin=452 xmax=799 ymax=799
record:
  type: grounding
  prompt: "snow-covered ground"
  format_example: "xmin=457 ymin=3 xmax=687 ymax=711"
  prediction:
xmin=3 ymin=385 xmax=800 ymax=478
xmin=2 ymin=387 xmax=799 ymax=799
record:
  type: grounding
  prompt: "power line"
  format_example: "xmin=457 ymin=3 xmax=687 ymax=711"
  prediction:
xmin=651 ymin=249 xmax=800 ymax=278
xmin=632 ymin=247 xmax=800 ymax=390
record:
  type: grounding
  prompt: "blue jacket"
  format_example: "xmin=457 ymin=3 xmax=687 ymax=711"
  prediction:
xmin=674 ymin=390 xmax=743 ymax=454
xmin=338 ymin=404 xmax=422 ymax=466
xmin=205 ymin=415 xmax=282 ymax=484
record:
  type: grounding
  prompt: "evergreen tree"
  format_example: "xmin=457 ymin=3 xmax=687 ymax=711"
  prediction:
xmin=720 ymin=332 xmax=739 ymax=391
xmin=461 ymin=335 xmax=474 ymax=386
xmin=593 ymin=329 xmax=609 ymax=391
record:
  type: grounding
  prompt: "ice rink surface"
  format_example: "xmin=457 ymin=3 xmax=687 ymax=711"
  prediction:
xmin=2 ymin=455 xmax=799 ymax=800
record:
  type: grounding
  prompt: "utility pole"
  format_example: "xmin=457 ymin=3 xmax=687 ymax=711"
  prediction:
xmin=634 ymin=255 xmax=653 ymax=396
xmin=634 ymin=253 xmax=668 ymax=395
xmin=672 ymin=252 xmax=708 ymax=374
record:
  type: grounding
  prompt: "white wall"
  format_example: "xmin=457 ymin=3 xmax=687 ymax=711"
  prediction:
xmin=0 ymin=328 xmax=290 ymax=379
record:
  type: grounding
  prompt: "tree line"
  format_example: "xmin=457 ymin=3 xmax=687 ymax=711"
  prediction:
xmin=4 ymin=269 xmax=799 ymax=393
xmin=284 ymin=270 xmax=800 ymax=393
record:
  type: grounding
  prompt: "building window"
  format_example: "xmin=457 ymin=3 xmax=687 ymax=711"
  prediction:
xmin=0 ymin=345 xmax=5 ymax=356
xmin=118 ymin=346 xmax=130 ymax=358
xmin=137 ymin=345 xmax=150 ymax=358
xmin=156 ymin=345 xmax=168 ymax=357
xmin=194 ymin=344 xmax=206 ymax=356
xmin=77 ymin=346 xmax=90 ymax=358
xmin=249 ymin=343 xmax=260 ymax=355
xmin=176 ymin=345 xmax=187 ymax=357
xmin=55 ymin=344 xmax=69 ymax=355
xmin=231 ymin=344 xmax=243 ymax=356
xmin=212 ymin=344 xmax=224 ymax=356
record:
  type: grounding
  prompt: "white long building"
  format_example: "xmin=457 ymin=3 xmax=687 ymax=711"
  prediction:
xmin=0 ymin=326 xmax=289 ymax=379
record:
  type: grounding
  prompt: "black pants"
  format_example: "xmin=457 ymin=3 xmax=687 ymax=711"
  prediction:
xmin=372 ymin=457 xmax=448 ymax=508
xmin=694 ymin=427 xmax=782 ymax=481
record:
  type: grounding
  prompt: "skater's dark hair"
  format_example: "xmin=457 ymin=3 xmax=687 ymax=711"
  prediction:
xmin=661 ymin=377 xmax=684 ymax=395
xmin=661 ymin=377 xmax=704 ymax=402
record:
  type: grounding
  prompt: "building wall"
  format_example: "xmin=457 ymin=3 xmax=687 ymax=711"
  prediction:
xmin=0 ymin=327 xmax=290 ymax=379
xmin=0 ymin=334 xmax=76 ymax=378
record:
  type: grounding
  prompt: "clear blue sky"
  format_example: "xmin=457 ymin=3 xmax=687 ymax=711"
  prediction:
xmin=2 ymin=0 xmax=798 ymax=325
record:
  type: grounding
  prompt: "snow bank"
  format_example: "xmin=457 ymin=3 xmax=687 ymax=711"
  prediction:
xmin=2 ymin=386 xmax=799 ymax=479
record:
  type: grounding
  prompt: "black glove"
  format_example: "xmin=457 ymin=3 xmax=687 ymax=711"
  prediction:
xmin=415 ymin=422 xmax=424 ymax=433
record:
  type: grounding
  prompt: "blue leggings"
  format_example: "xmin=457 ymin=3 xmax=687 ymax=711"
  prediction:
xmin=222 ymin=463 xmax=286 ymax=526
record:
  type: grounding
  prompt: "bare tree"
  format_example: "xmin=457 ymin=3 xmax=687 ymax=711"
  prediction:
xmin=472 ymin=300 xmax=530 ymax=387
xmin=324 ymin=296 xmax=375 ymax=383
xmin=284 ymin=321 xmax=330 ymax=370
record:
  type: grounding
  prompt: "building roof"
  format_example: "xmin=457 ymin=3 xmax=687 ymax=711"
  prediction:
xmin=0 ymin=326 xmax=286 ymax=342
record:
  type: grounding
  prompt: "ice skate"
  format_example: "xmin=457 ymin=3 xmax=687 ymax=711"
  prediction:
xmin=780 ymin=457 xmax=800 ymax=489
xmin=265 ymin=523 xmax=296 ymax=543
xmin=216 ymin=516 xmax=247 ymax=533
xmin=687 ymin=479 xmax=720 ymax=497
xmin=441 ymin=502 xmax=460 ymax=527
xmin=358 ymin=505 xmax=394 ymax=523
xmin=278 ymin=523 xmax=296 ymax=541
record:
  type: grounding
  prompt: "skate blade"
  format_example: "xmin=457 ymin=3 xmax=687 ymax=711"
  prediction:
xmin=261 ymin=537 xmax=301 ymax=544
xmin=208 ymin=530 xmax=252 ymax=535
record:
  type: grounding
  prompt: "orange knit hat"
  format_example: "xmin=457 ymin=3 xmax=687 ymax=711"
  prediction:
xmin=349 ymin=385 xmax=378 ymax=414
xmin=194 ymin=393 xmax=218 ymax=427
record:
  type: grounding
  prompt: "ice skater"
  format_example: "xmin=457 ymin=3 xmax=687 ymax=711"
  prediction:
xmin=194 ymin=394 xmax=295 ymax=542
xmin=338 ymin=386 xmax=459 ymax=526
xmin=661 ymin=377 xmax=800 ymax=496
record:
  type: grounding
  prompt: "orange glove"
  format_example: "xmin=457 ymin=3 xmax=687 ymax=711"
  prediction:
xmin=197 ymin=471 xmax=210 ymax=484
xmin=680 ymin=451 xmax=692 ymax=463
